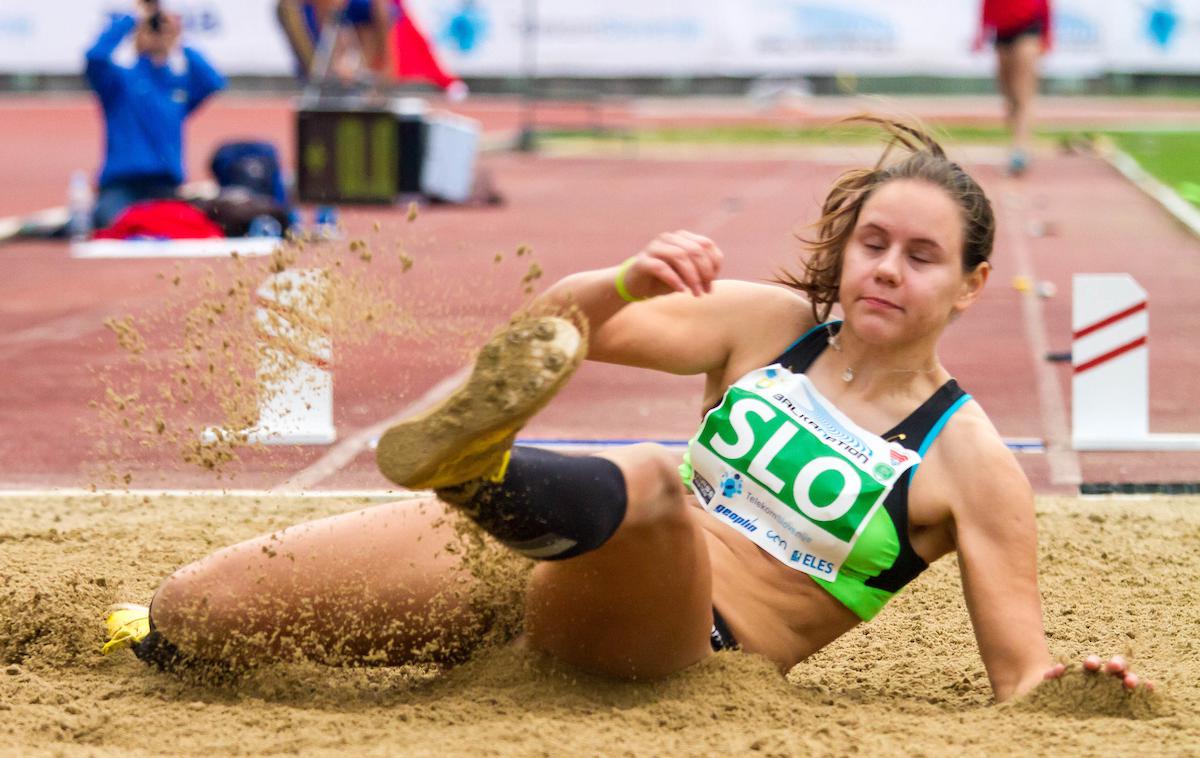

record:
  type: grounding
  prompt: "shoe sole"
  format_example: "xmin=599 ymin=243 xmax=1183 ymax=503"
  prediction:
xmin=376 ymin=315 xmax=585 ymax=490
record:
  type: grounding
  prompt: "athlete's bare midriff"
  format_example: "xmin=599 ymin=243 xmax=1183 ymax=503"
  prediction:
xmin=691 ymin=504 xmax=861 ymax=671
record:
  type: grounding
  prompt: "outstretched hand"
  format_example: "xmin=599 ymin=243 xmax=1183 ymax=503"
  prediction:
xmin=1044 ymin=654 xmax=1154 ymax=692
xmin=622 ymin=230 xmax=724 ymax=300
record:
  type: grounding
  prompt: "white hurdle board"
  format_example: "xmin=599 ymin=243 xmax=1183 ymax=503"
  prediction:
xmin=70 ymin=237 xmax=282 ymax=259
xmin=1072 ymin=273 xmax=1200 ymax=451
xmin=202 ymin=269 xmax=336 ymax=446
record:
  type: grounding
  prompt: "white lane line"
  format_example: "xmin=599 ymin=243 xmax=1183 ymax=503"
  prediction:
xmin=0 ymin=488 xmax=424 ymax=499
xmin=1003 ymin=185 xmax=1082 ymax=486
xmin=512 ymin=438 xmax=1046 ymax=452
xmin=0 ymin=205 xmax=67 ymax=241
xmin=272 ymin=366 xmax=471 ymax=492
xmin=0 ymin=298 xmax=167 ymax=362
xmin=0 ymin=310 xmax=107 ymax=347
xmin=688 ymin=161 xmax=811 ymax=235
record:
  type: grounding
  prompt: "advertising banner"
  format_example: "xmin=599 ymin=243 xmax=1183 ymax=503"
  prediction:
xmin=1103 ymin=0 xmax=1200 ymax=72
xmin=1 ymin=0 xmax=1196 ymax=78
xmin=0 ymin=1 xmax=293 ymax=75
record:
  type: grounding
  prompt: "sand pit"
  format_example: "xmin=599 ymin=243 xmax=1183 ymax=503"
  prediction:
xmin=1 ymin=492 xmax=1196 ymax=756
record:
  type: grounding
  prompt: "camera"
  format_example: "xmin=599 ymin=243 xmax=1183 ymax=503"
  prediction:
xmin=145 ymin=0 xmax=164 ymax=32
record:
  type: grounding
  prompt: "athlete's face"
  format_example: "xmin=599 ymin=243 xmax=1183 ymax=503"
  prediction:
xmin=839 ymin=178 xmax=988 ymax=343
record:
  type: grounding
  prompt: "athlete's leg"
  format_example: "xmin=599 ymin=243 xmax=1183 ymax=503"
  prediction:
xmin=1007 ymin=34 xmax=1042 ymax=161
xmin=995 ymin=42 xmax=1017 ymax=132
xmin=523 ymin=443 xmax=714 ymax=679
xmin=144 ymin=497 xmax=528 ymax=668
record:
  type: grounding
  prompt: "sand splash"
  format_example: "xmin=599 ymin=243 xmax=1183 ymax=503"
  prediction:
xmin=1 ymin=494 xmax=1195 ymax=756
xmin=88 ymin=224 xmax=544 ymax=487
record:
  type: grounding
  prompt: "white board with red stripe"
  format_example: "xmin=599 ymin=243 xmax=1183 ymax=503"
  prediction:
xmin=1072 ymin=273 xmax=1200 ymax=451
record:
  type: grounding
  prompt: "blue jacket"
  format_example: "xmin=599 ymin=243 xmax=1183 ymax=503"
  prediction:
xmin=85 ymin=15 xmax=226 ymax=188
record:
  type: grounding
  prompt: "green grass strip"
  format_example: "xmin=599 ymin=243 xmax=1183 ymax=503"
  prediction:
xmin=1108 ymin=131 xmax=1200 ymax=208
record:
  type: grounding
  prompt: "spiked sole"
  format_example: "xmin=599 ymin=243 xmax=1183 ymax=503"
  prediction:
xmin=376 ymin=315 xmax=585 ymax=490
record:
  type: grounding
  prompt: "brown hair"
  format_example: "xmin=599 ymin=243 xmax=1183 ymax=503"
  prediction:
xmin=779 ymin=115 xmax=995 ymax=324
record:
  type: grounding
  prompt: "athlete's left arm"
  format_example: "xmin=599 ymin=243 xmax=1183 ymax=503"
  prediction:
xmin=941 ymin=415 xmax=1053 ymax=702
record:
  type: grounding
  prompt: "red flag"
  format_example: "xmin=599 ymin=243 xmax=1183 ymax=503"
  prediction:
xmin=391 ymin=0 xmax=463 ymax=92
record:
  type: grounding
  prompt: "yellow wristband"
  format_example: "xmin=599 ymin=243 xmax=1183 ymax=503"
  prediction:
xmin=614 ymin=256 xmax=645 ymax=303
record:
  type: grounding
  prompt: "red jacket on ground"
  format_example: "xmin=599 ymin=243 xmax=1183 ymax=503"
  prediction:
xmin=93 ymin=200 xmax=225 ymax=240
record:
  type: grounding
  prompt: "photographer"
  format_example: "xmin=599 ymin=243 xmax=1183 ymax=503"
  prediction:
xmin=85 ymin=1 xmax=226 ymax=229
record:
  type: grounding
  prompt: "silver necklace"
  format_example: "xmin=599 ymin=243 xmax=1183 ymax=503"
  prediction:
xmin=827 ymin=326 xmax=937 ymax=384
xmin=826 ymin=329 xmax=856 ymax=383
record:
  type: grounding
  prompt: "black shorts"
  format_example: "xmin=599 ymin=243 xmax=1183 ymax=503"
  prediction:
xmin=995 ymin=17 xmax=1045 ymax=48
xmin=710 ymin=607 xmax=740 ymax=652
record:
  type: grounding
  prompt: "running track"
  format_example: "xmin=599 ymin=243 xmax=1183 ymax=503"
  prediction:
xmin=1 ymin=95 xmax=1198 ymax=492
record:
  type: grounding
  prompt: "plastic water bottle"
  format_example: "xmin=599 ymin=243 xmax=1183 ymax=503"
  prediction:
xmin=247 ymin=214 xmax=283 ymax=238
xmin=67 ymin=170 xmax=93 ymax=240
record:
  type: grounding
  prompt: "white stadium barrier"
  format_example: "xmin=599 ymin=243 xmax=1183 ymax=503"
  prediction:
xmin=1072 ymin=274 xmax=1200 ymax=451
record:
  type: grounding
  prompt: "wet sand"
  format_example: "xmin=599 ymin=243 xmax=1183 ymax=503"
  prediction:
xmin=2 ymin=493 xmax=1196 ymax=756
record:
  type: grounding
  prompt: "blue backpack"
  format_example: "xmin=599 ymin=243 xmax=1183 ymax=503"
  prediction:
xmin=210 ymin=141 xmax=287 ymax=205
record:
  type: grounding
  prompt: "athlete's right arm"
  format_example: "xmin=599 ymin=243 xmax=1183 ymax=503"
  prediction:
xmin=535 ymin=230 xmax=806 ymax=376
xmin=84 ymin=14 xmax=136 ymax=97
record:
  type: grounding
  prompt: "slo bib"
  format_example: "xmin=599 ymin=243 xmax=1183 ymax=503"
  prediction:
xmin=689 ymin=365 xmax=920 ymax=581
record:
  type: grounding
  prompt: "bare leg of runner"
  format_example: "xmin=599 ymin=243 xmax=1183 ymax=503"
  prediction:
xmin=997 ymin=34 xmax=1041 ymax=175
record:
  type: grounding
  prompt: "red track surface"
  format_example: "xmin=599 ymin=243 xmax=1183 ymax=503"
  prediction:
xmin=2 ymin=95 xmax=1198 ymax=491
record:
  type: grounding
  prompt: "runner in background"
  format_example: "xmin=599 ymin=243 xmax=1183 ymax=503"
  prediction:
xmin=979 ymin=0 xmax=1052 ymax=176
xmin=276 ymin=0 xmax=467 ymax=99
xmin=85 ymin=1 xmax=225 ymax=229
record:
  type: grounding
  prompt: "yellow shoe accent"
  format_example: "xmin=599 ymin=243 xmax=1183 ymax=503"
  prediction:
xmin=102 ymin=603 xmax=150 ymax=655
xmin=376 ymin=315 xmax=585 ymax=490
xmin=486 ymin=449 xmax=512 ymax=483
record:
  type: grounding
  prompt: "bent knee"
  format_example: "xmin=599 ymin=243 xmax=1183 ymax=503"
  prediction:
xmin=600 ymin=443 xmax=691 ymax=530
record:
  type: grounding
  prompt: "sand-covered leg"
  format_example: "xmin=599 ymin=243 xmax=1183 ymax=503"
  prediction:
xmin=104 ymin=498 xmax=529 ymax=670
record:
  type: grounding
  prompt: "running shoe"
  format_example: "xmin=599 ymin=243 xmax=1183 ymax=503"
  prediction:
xmin=1008 ymin=150 xmax=1029 ymax=177
xmin=101 ymin=603 xmax=150 ymax=655
xmin=376 ymin=314 xmax=585 ymax=491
